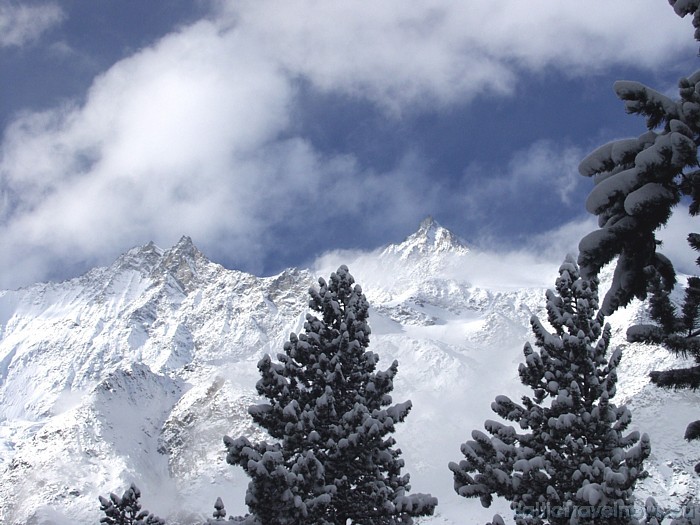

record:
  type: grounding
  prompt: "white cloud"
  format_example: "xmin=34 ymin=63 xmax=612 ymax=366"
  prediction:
xmin=510 ymin=142 xmax=584 ymax=205
xmin=216 ymin=0 xmax=694 ymax=112
xmin=0 ymin=0 xmax=696 ymax=288
xmin=461 ymin=216 xmax=603 ymax=289
xmin=0 ymin=2 xmax=64 ymax=48
xmin=459 ymin=140 xmax=585 ymax=219
xmin=527 ymin=215 xmax=599 ymax=261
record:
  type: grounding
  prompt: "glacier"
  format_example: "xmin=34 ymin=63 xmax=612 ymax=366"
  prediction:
xmin=0 ymin=217 xmax=697 ymax=524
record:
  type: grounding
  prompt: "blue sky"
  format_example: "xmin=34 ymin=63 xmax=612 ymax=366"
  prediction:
xmin=1 ymin=1 xmax=699 ymax=289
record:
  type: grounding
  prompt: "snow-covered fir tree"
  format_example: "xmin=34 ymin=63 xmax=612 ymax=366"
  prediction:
xmin=449 ymin=257 xmax=650 ymax=525
xmin=224 ymin=265 xmax=437 ymax=524
xmin=576 ymin=0 xmax=700 ymax=317
xmin=213 ymin=497 xmax=226 ymax=520
xmin=576 ymin=71 xmax=699 ymax=317
xmin=627 ymin=262 xmax=700 ymax=390
xmin=625 ymin=229 xmax=700 ymax=474
xmin=205 ymin=497 xmax=227 ymax=523
xmin=669 ymin=0 xmax=700 ymax=46
xmin=577 ymin=0 xmax=700 ymax=473
xmin=98 ymin=483 xmax=164 ymax=525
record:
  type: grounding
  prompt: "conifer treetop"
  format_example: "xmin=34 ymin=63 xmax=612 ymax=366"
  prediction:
xmin=225 ymin=265 xmax=436 ymax=524
xmin=450 ymin=257 xmax=649 ymax=525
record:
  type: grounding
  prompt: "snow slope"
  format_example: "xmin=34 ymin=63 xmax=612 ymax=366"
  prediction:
xmin=0 ymin=219 xmax=697 ymax=524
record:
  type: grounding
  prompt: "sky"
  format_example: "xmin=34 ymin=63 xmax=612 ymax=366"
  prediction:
xmin=1 ymin=0 xmax=700 ymax=290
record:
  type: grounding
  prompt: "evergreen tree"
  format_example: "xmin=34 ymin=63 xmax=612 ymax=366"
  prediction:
xmin=205 ymin=497 xmax=227 ymax=523
xmin=627 ymin=260 xmax=700 ymax=390
xmin=449 ymin=257 xmax=650 ymax=525
xmin=98 ymin=483 xmax=164 ymax=525
xmin=576 ymin=72 xmax=699 ymax=317
xmin=669 ymin=0 xmax=700 ymax=46
xmin=213 ymin=497 xmax=226 ymax=520
xmin=576 ymin=0 xmax=700 ymax=471
xmin=224 ymin=265 xmax=437 ymax=524
xmin=575 ymin=2 xmax=700 ymax=317
xmin=627 ymin=239 xmax=700 ymax=471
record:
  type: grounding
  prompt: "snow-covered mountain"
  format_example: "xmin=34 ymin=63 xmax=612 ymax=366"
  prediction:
xmin=0 ymin=219 xmax=697 ymax=524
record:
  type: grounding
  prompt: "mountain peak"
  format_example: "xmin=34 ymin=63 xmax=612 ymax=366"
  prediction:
xmin=169 ymin=235 xmax=200 ymax=259
xmin=175 ymin=235 xmax=194 ymax=248
xmin=418 ymin=215 xmax=438 ymax=232
xmin=162 ymin=235 xmax=206 ymax=259
xmin=156 ymin=236 xmax=212 ymax=290
xmin=382 ymin=217 xmax=469 ymax=260
xmin=105 ymin=236 xmax=213 ymax=293
xmin=112 ymin=240 xmax=164 ymax=275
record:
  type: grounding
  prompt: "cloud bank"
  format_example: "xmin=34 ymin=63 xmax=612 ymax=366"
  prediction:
xmin=0 ymin=0 xmax=696 ymax=288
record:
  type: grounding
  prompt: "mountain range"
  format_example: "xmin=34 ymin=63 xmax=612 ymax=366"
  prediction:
xmin=0 ymin=217 xmax=698 ymax=524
